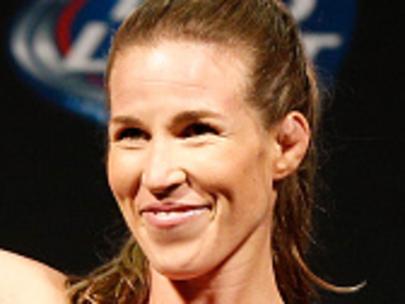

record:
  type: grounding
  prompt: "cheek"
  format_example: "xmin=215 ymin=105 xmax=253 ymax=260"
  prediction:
xmin=225 ymin=144 xmax=271 ymax=190
xmin=191 ymin=142 xmax=274 ymax=209
xmin=228 ymin=146 xmax=275 ymax=218
xmin=107 ymin=149 xmax=142 ymax=204
xmin=224 ymin=150 xmax=276 ymax=240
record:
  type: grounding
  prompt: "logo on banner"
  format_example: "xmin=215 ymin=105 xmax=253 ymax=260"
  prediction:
xmin=9 ymin=0 xmax=356 ymax=123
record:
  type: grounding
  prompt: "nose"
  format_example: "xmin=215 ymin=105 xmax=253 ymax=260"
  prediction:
xmin=141 ymin=139 xmax=186 ymax=197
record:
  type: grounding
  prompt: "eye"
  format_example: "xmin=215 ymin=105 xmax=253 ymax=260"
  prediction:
xmin=115 ymin=127 xmax=150 ymax=141
xmin=180 ymin=122 xmax=219 ymax=138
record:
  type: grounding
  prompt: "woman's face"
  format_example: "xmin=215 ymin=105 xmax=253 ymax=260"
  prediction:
xmin=108 ymin=40 xmax=280 ymax=279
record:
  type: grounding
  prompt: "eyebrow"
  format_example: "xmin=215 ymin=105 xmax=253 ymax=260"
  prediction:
xmin=109 ymin=115 xmax=143 ymax=126
xmin=171 ymin=110 xmax=224 ymax=124
xmin=109 ymin=110 xmax=224 ymax=127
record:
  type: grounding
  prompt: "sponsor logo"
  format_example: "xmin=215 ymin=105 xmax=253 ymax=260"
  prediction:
xmin=9 ymin=0 xmax=356 ymax=123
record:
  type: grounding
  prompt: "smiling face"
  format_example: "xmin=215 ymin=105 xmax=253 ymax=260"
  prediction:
xmin=107 ymin=40 xmax=281 ymax=280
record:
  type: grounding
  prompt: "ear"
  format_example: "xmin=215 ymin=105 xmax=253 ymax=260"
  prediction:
xmin=272 ymin=111 xmax=310 ymax=180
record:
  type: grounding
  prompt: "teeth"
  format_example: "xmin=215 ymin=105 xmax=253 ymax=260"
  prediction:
xmin=152 ymin=209 xmax=205 ymax=220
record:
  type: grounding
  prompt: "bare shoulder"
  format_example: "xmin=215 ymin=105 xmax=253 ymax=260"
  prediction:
xmin=0 ymin=249 xmax=69 ymax=304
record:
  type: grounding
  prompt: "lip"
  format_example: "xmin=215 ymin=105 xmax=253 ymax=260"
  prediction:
xmin=140 ymin=202 xmax=212 ymax=229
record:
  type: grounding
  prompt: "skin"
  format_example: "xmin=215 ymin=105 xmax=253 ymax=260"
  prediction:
xmin=108 ymin=40 xmax=310 ymax=304
xmin=0 ymin=249 xmax=68 ymax=304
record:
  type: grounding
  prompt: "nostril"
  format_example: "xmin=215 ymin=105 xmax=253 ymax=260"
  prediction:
xmin=142 ymin=167 xmax=188 ymax=198
xmin=152 ymin=184 xmax=181 ymax=200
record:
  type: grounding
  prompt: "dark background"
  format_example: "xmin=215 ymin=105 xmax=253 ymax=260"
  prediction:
xmin=1 ymin=1 xmax=403 ymax=303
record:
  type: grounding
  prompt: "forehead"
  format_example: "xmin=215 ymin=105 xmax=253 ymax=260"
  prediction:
xmin=108 ymin=40 xmax=252 ymax=113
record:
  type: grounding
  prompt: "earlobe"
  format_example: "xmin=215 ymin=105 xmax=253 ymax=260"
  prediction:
xmin=273 ymin=111 xmax=310 ymax=180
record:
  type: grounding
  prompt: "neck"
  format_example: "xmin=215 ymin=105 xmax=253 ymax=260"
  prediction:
xmin=148 ymin=225 xmax=284 ymax=304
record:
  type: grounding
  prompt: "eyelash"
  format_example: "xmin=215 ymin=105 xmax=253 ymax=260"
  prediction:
xmin=115 ymin=127 xmax=150 ymax=141
xmin=179 ymin=122 xmax=219 ymax=138
xmin=114 ymin=122 xmax=219 ymax=142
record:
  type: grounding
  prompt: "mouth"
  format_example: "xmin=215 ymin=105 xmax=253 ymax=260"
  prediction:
xmin=140 ymin=203 xmax=213 ymax=229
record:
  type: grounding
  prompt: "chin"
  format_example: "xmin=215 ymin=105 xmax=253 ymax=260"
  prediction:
xmin=158 ymin=267 xmax=202 ymax=281
xmin=148 ymin=251 xmax=215 ymax=281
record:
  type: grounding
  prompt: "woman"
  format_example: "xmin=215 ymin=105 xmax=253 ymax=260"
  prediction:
xmin=0 ymin=0 xmax=352 ymax=303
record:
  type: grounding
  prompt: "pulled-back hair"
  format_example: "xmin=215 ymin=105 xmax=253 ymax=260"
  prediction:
xmin=68 ymin=1 xmax=347 ymax=303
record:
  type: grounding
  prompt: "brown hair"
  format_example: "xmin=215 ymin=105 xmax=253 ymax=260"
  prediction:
xmin=68 ymin=0 xmax=355 ymax=303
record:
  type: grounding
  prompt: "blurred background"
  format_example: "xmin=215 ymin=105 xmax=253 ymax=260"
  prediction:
xmin=0 ymin=1 xmax=403 ymax=303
